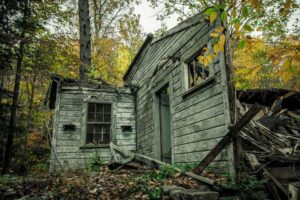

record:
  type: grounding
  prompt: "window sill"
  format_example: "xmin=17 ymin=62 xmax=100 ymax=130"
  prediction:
xmin=182 ymin=76 xmax=215 ymax=99
xmin=79 ymin=144 xmax=110 ymax=149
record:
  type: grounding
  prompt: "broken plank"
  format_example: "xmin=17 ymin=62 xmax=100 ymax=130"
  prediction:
xmin=288 ymin=182 xmax=300 ymax=200
xmin=134 ymin=153 xmax=216 ymax=187
xmin=109 ymin=143 xmax=216 ymax=187
xmin=193 ymin=103 xmax=262 ymax=174
xmin=255 ymin=122 xmax=288 ymax=148
xmin=245 ymin=153 xmax=288 ymax=199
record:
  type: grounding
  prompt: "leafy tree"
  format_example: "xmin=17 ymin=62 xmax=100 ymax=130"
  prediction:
xmin=148 ymin=0 xmax=300 ymax=89
xmin=1 ymin=0 xmax=75 ymax=173
xmin=90 ymin=8 xmax=144 ymax=85
xmin=234 ymin=36 xmax=300 ymax=90
xmin=2 ymin=0 xmax=29 ymax=174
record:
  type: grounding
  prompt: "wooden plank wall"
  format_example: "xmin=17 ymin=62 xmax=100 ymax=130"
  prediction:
xmin=50 ymin=86 xmax=136 ymax=171
xmin=125 ymin=17 xmax=234 ymax=174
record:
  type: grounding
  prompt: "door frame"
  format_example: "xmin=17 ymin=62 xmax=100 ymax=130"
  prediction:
xmin=152 ymin=77 xmax=174 ymax=163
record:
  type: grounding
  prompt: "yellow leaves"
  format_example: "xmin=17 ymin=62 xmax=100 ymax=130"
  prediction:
xmin=249 ymin=0 xmax=261 ymax=10
xmin=213 ymin=34 xmax=226 ymax=55
xmin=219 ymin=34 xmax=225 ymax=46
xmin=215 ymin=26 xmax=225 ymax=33
xmin=210 ymin=25 xmax=226 ymax=56
xmin=198 ymin=54 xmax=215 ymax=67
xmin=234 ymin=36 xmax=300 ymax=89
xmin=250 ymin=66 xmax=260 ymax=80
xmin=210 ymin=11 xmax=218 ymax=23
xmin=210 ymin=32 xmax=219 ymax=38
xmin=213 ymin=43 xmax=220 ymax=54
xmin=281 ymin=60 xmax=291 ymax=71
xmin=210 ymin=26 xmax=224 ymax=38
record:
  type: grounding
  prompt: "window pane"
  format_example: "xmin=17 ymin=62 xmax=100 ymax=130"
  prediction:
xmin=86 ymin=124 xmax=94 ymax=144
xmin=88 ymin=112 xmax=95 ymax=122
xmin=94 ymin=124 xmax=101 ymax=133
xmin=95 ymin=113 xmax=104 ymax=122
xmin=102 ymin=124 xmax=110 ymax=133
xmin=96 ymin=104 xmax=103 ymax=113
xmin=94 ymin=132 xmax=102 ymax=144
xmin=104 ymin=114 xmax=111 ymax=122
xmin=104 ymin=104 xmax=111 ymax=113
xmin=187 ymin=46 xmax=210 ymax=88
xmin=86 ymin=103 xmax=111 ymax=144
xmin=102 ymin=133 xmax=110 ymax=144
xmin=88 ymin=103 xmax=95 ymax=112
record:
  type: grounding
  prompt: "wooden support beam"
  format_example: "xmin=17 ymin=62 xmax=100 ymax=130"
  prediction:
xmin=193 ymin=103 xmax=261 ymax=175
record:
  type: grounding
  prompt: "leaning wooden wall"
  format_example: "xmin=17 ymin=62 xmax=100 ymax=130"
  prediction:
xmin=125 ymin=15 xmax=234 ymax=174
xmin=50 ymin=85 xmax=136 ymax=171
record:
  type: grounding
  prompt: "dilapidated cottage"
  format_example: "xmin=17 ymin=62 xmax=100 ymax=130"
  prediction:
xmin=48 ymin=76 xmax=137 ymax=171
xmin=49 ymin=13 xmax=235 ymax=174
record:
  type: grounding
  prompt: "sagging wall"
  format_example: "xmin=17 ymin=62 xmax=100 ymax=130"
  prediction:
xmin=124 ymin=15 xmax=235 ymax=174
xmin=50 ymin=84 xmax=136 ymax=171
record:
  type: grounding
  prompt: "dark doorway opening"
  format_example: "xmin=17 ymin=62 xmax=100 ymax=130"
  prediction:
xmin=156 ymin=85 xmax=172 ymax=163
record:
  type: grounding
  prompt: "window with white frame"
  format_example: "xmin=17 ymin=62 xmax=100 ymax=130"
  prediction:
xmin=187 ymin=46 xmax=210 ymax=89
xmin=86 ymin=103 xmax=111 ymax=144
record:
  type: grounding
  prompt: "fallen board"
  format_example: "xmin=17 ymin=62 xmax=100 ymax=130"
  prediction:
xmin=109 ymin=142 xmax=217 ymax=187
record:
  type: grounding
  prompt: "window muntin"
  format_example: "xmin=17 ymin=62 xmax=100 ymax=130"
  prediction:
xmin=86 ymin=103 xmax=111 ymax=144
xmin=187 ymin=47 xmax=210 ymax=88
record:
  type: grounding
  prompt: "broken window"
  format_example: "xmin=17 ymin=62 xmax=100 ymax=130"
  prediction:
xmin=86 ymin=103 xmax=111 ymax=144
xmin=187 ymin=47 xmax=210 ymax=88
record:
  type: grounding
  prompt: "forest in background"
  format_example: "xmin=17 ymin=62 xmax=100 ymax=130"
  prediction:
xmin=0 ymin=0 xmax=299 ymax=175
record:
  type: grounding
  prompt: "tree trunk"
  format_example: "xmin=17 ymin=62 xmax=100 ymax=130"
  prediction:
xmin=24 ymin=72 xmax=36 ymax=147
xmin=79 ymin=0 xmax=91 ymax=84
xmin=92 ymin=0 xmax=100 ymax=40
xmin=2 ymin=0 xmax=28 ymax=174
xmin=0 ymin=76 xmax=4 ymax=165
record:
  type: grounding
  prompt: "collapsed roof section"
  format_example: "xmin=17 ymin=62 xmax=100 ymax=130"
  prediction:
xmin=46 ymin=74 xmax=126 ymax=110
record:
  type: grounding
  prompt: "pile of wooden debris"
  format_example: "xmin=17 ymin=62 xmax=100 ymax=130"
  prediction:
xmin=237 ymin=89 xmax=300 ymax=200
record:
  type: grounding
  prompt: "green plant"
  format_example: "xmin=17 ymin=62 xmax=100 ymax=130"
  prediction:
xmin=222 ymin=175 xmax=269 ymax=200
xmin=33 ymin=162 xmax=50 ymax=173
xmin=173 ymin=162 xmax=197 ymax=172
xmin=135 ymin=164 xmax=178 ymax=199
xmin=86 ymin=152 xmax=103 ymax=172
xmin=0 ymin=174 xmax=19 ymax=183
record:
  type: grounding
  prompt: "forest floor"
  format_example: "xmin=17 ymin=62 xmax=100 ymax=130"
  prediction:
xmin=0 ymin=164 xmax=214 ymax=200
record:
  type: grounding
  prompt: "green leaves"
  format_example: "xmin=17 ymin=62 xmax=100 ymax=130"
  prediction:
xmin=204 ymin=8 xmax=218 ymax=23
xmin=237 ymin=40 xmax=246 ymax=49
xmin=242 ymin=7 xmax=249 ymax=18
xmin=204 ymin=8 xmax=216 ymax=15
xmin=244 ymin=24 xmax=253 ymax=32
xmin=221 ymin=11 xmax=227 ymax=23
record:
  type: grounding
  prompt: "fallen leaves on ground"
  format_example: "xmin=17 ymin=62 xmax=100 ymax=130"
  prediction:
xmin=0 ymin=164 xmax=206 ymax=200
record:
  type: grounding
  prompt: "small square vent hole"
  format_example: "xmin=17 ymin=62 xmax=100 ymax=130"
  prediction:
xmin=121 ymin=126 xmax=132 ymax=133
xmin=63 ymin=124 xmax=76 ymax=132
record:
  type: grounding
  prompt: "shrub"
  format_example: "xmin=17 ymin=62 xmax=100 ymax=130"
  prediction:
xmin=86 ymin=152 xmax=103 ymax=172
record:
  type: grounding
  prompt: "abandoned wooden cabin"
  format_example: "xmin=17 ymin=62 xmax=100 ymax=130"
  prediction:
xmin=48 ymin=13 xmax=235 ymax=174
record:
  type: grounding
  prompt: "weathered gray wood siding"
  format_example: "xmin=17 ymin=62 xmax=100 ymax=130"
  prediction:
xmin=50 ymin=85 xmax=136 ymax=171
xmin=124 ymin=15 xmax=234 ymax=174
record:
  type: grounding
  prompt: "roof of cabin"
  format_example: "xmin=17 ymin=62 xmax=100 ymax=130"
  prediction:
xmin=122 ymin=12 xmax=206 ymax=82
